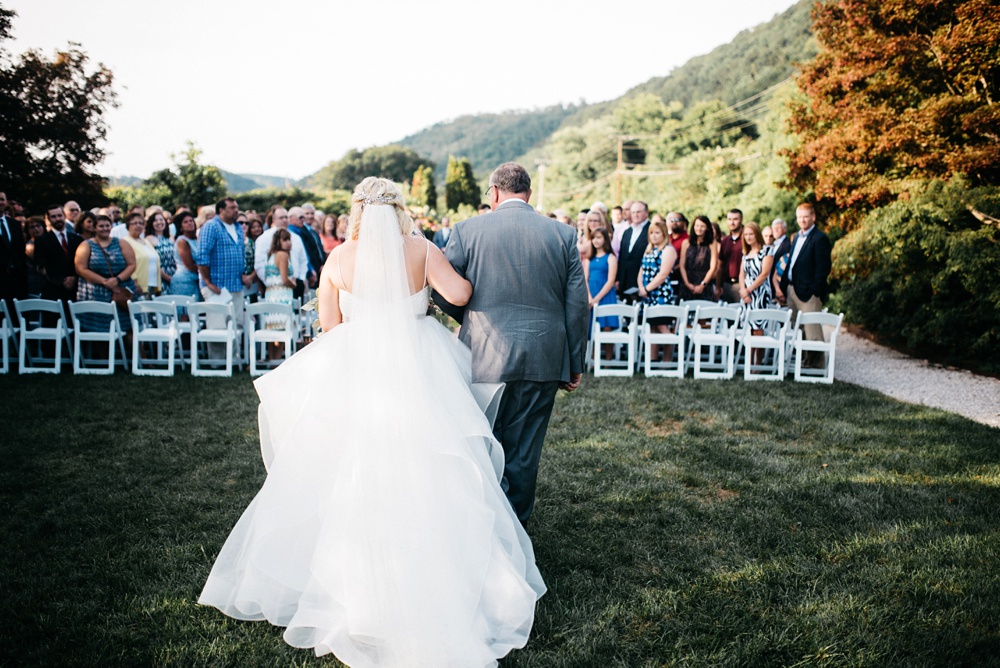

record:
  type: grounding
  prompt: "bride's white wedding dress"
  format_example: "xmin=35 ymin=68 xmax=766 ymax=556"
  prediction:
xmin=199 ymin=205 xmax=545 ymax=668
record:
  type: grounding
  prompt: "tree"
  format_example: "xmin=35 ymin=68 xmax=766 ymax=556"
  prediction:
xmin=409 ymin=164 xmax=437 ymax=210
xmin=141 ymin=142 xmax=227 ymax=209
xmin=312 ymin=145 xmax=430 ymax=191
xmin=0 ymin=5 xmax=118 ymax=212
xmin=786 ymin=0 xmax=1000 ymax=226
xmin=444 ymin=156 xmax=479 ymax=211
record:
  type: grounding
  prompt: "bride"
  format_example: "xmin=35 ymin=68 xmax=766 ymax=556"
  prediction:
xmin=199 ymin=177 xmax=546 ymax=667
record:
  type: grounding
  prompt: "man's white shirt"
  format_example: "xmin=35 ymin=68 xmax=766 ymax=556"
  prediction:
xmin=255 ymin=227 xmax=308 ymax=282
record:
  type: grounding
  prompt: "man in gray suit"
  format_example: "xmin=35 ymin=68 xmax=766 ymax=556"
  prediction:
xmin=434 ymin=162 xmax=589 ymax=526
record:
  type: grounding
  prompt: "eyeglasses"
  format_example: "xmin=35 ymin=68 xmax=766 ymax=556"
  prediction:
xmin=666 ymin=218 xmax=682 ymax=223
xmin=484 ymin=184 xmax=495 ymax=197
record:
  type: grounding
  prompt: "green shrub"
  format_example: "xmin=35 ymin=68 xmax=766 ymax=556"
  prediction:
xmin=833 ymin=178 xmax=1000 ymax=371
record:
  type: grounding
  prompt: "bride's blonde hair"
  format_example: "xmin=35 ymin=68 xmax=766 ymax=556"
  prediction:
xmin=348 ymin=177 xmax=417 ymax=240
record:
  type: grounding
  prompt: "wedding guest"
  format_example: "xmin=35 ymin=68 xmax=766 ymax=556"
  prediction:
xmin=678 ymin=215 xmax=718 ymax=301
xmin=257 ymin=206 xmax=308 ymax=299
xmin=716 ymin=208 xmax=744 ymax=304
xmin=320 ymin=214 xmax=341 ymax=252
xmin=584 ymin=227 xmax=618 ymax=358
xmin=22 ymin=217 xmax=45 ymax=298
xmin=74 ymin=214 xmax=137 ymax=333
xmin=739 ymin=221 xmax=775 ymax=364
xmin=769 ymin=218 xmax=792 ymax=302
xmin=243 ymin=214 xmax=264 ymax=300
xmin=779 ymin=203 xmax=832 ymax=364
xmin=195 ymin=204 xmax=216 ymax=234
xmin=477 ymin=203 xmax=491 ymax=214
xmin=36 ymin=204 xmax=82 ymax=303
xmin=122 ymin=212 xmax=160 ymax=297
xmin=63 ymin=200 xmax=82 ymax=225
xmin=262 ymin=228 xmax=296 ymax=343
xmin=169 ymin=211 xmax=201 ymax=298
xmin=335 ymin=214 xmax=348 ymax=245
xmin=616 ymin=201 xmax=649 ymax=303
xmin=0 ymin=192 xmax=28 ymax=311
xmin=762 ymin=225 xmax=774 ymax=246
xmin=145 ymin=210 xmax=176 ymax=294
xmin=611 ymin=200 xmax=632 ymax=256
xmin=638 ymin=218 xmax=677 ymax=363
xmin=74 ymin=211 xmax=97 ymax=241
xmin=586 ymin=208 xmax=614 ymax=245
xmin=666 ymin=212 xmax=689 ymax=256
xmin=288 ymin=206 xmax=322 ymax=288
xmin=300 ymin=203 xmax=327 ymax=265
xmin=433 ymin=216 xmax=452 ymax=250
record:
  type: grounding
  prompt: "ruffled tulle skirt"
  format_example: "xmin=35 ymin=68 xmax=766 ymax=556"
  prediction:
xmin=199 ymin=316 xmax=545 ymax=667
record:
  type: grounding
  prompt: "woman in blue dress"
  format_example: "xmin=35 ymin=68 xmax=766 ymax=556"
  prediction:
xmin=638 ymin=218 xmax=678 ymax=363
xmin=584 ymin=227 xmax=619 ymax=358
xmin=73 ymin=215 xmax=137 ymax=333
xmin=169 ymin=211 xmax=201 ymax=298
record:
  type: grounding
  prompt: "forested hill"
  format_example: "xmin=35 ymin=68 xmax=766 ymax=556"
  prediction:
xmin=393 ymin=0 xmax=815 ymax=179
xmin=396 ymin=105 xmax=580 ymax=181
xmin=621 ymin=0 xmax=816 ymax=109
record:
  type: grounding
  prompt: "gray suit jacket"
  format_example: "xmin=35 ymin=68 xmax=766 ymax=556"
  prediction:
xmin=434 ymin=200 xmax=589 ymax=384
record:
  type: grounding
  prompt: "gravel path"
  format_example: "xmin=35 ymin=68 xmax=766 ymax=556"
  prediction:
xmin=835 ymin=330 xmax=1000 ymax=429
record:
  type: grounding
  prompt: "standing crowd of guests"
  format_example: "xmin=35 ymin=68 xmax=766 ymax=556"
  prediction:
xmin=0 ymin=189 xmax=832 ymax=365
xmin=561 ymin=198 xmax=833 ymax=362
xmin=0 ymin=193 xmax=347 ymax=339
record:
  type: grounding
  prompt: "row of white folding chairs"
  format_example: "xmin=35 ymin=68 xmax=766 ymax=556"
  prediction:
xmin=589 ymin=300 xmax=842 ymax=383
xmin=1 ymin=297 xmax=299 ymax=377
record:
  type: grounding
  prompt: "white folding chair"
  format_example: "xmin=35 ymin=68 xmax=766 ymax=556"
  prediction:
xmin=245 ymin=302 xmax=296 ymax=377
xmin=129 ymin=301 xmax=182 ymax=376
xmin=680 ymin=298 xmax=720 ymax=366
xmin=592 ymin=302 xmax=640 ymax=377
xmin=739 ymin=307 xmax=790 ymax=381
xmin=640 ymin=304 xmax=688 ymax=378
xmin=69 ymin=301 xmax=128 ymax=375
xmin=690 ymin=305 xmax=740 ymax=380
xmin=793 ymin=311 xmax=844 ymax=384
xmin=0 ymin=300 xmax=19 ymax=374
xmin=14 ymin=298 xmax=72 ymax=374
xmin=189 ymin=302 xmax=239 ymax=377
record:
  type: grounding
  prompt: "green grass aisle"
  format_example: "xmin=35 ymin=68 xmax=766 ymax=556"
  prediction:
xmin=1 ymin=374 xmax=997 ymax=666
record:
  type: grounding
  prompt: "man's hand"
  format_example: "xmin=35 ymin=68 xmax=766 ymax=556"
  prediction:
xmin=241 ymin=273 xmax=255 ymax=288
xmin=206 ymin=281 xmax=221 ymax=295
xmin=560 ymin=373 xmax=582 ymax=392
xmin=62 ymin=276 xmax=75 ymax=290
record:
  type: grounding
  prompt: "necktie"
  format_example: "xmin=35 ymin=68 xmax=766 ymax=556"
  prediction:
xmin=0 ymin=216 xmax=8 ymax=242
xmin=60 ymin=232 xmax=68 ymax=254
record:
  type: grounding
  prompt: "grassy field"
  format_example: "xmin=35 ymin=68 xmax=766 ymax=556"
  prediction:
xmin=1 ymin=372 xmax=997 ymax=667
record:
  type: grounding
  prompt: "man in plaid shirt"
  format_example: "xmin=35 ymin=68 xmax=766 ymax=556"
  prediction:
xmin=198 ymin=197 xmax=249 ymax=357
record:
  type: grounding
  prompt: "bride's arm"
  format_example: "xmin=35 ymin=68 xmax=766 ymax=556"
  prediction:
xmin=317 ymin=250 xmax=343 ymax=331
xmin=426 ymin=243 xmax=472 ymax=306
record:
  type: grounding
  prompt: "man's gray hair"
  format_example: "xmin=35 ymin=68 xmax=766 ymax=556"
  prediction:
xmin=771 ymin=218 xmax=787 ymax=232
xmin=489 ymin=162 xmax=531 ymax=194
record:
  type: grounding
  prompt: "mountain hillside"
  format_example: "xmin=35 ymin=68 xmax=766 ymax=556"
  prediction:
xmin=390 ymin=0 xmax=815 ymax=181
xmin=396 ymin=104 xmax=580 ymax=180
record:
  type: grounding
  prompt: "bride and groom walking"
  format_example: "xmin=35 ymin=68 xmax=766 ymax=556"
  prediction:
xmin=199 ymin=163 xmax=590 ymax=667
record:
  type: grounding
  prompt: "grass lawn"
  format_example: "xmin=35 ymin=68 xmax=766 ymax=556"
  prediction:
xmin=1 ymin=372 xmax=997 ymax=667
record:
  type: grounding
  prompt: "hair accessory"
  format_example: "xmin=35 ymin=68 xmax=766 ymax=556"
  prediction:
xmin=359 ymin=194 xmax=395 ymax=206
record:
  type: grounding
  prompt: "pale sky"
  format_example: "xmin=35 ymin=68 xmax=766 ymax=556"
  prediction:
xmin=8 ymin=0 xmax=799 ymax=181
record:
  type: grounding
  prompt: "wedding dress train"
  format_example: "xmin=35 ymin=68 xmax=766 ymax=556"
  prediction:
xmin=199 ymin=204 xmax=545 ymax=667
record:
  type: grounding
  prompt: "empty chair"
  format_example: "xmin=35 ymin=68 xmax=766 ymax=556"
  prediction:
xmin=14 ymin=298 xmax=72 ymax=374
xmin=129 ymin=300 xmax=182 ymax=376
xmin=739 ymin=307 xmax=790 ymax=381
xmin=690 ymin=305 xmax=740 ymax=380
xmin=69 ymin=301 xmax=128 ymax=375
xmin=0 ymin=299 xmax=19 ymax=374
xmin=792 ymin=311 xmax=844 ymax=384
xmin=592 ymin=302 xmax=640 ymax=377
xmin=640 ymin=304 xmax=688 ymax=378
xmin=680 ymin=298 xmax=720 ymax=365
xmin=189 ymin=302 xmax=239 ymax=377
xmin=245 ymin=302 xmax=296 ymax=377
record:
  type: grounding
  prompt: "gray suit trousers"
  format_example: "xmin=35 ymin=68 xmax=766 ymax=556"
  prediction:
xmin=493 ymin=380 xmax=560 ymax=525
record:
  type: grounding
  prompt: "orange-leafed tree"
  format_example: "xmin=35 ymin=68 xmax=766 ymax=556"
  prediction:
xmin=786 ymin=0 xmax=1000 ymax=227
